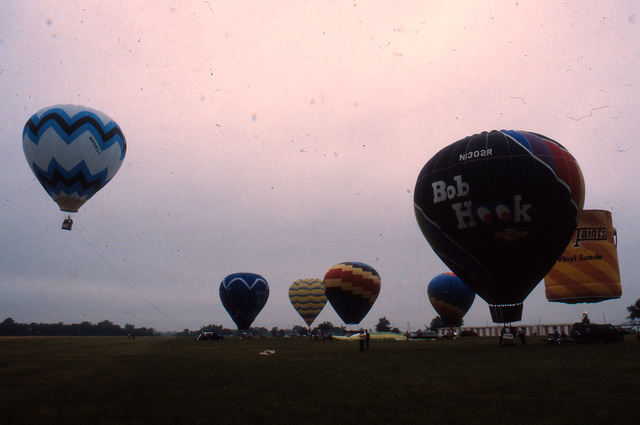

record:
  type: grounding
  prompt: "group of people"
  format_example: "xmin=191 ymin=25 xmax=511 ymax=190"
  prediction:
xmin=358 ymin=329 xmax=370 ymax=351
xmin=310 ymin=329 xmax=333 ymax=341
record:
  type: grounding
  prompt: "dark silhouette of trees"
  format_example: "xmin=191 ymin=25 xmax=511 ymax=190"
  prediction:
xmin=271 ymin=327 xmax=286 ymax=337
xmin=429 ymin=316 xmax=447 ymax=331
xmin=317 ymin=321 xmax=334 ymax=335
xmin=0 ymin=317 xmax=155 ymax=336
xmin=627 ymin=299 xmax=640 ymax=320
xmin=375 ymin=316 xmax=392 ymax=332
xmin=0 ymin=317 xmax=17 ymax=335
xmin=292 ymin=325 xmax=308 ymax=336
xmin=315 ymin=321 xmax=346 ymax=336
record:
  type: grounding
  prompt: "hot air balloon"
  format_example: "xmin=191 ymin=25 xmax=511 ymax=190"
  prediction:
xmin=219 ymin=273 xmax=269 ymax=330
xmin=414 ymin=130 xmax=584 ymax=323
xmin=323 ymin=262 xmax=381 ymax=325
xmin=427 ymin=273 xmax=476 ymax=327
xmin=289 ymin=278 xmax=327 ymax=327
xmin=23 ymin=105 xmax=127 ymax=229
xmin=545 ymin=209 xmax=621 ymax=303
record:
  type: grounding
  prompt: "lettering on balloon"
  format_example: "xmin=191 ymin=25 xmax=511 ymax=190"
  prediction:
xmin=557 ymin=253 xmax=603 ymax=263
xmin=458 ymin=149 xmax=493 ymax=162
xmin=452 ymin=195 xmax=531 ymax=229
xmin=432 ymin=175 xmax=532 ymax=230
xmin=574 ymin=225 xmax=607 ymax=247
xmin=579 ymin=253 xmax=603 ymax=261
xmin=432 ymin=175 xmax=469 ymax=203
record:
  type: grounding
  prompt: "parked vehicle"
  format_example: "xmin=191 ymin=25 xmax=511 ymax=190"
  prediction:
xmin=410 ymin=330 xmax=439 ymax=340
xmin=570 ymin=323 xmax=624 ymax=343
xmin=197 ymin=332 xmax=224 ymax=341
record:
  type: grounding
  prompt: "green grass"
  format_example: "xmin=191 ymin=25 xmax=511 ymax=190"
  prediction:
xmin=1 ymin=336 xmax=638 ymax=425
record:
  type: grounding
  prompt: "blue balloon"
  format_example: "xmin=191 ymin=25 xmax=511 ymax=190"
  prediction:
xmin=23 ymin=104 xmax=127 ymax=213
xmin=427 ymin=273 xmax=476 ymax=327
xmin=219 ymin=273 xmax=269 ymax=330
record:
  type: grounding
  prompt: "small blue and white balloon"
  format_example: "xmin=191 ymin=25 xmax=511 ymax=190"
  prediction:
xmin=23 ymin=104 xmax=127 ymax=213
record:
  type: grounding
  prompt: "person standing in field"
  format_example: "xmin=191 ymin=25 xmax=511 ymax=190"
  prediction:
xmin=365 ymin=330 xmax=370 ymax=350
xmin=358 ymin=330 xmax=365 ymax=352
xmin=518 ymin=327 xmax=526 ymax=345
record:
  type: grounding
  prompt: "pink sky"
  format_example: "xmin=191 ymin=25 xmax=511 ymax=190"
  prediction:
xmin=1 ymin=1 xmax=639 ymax=331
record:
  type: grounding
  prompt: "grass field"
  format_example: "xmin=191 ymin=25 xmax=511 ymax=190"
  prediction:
xmin=1 ymin=335 xmax=638 ymax=425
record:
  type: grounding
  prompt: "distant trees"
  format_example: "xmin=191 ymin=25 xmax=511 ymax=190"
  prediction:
xmin=317 ymin=321 xmax=334 ymax=335
xmin=316 ymin=321 xmax=347 ymax=336
xmin=0 ymin=317 xmax=155 ymax=337
xmin=254 ymin=327 xmax=269 ymax=337
xmin=198 ymin=324 xmax=224 ymax=334
xmin=4 ymin=316 xmax=448 ymax=338
xmin=292 ymin=325 xmax=308 ymax=336
xmin=271 ymin=327 xmax=285 ymax=337
xmin=124 ymin=323 xmax=136 ymax=335
xmin=96 ymin=320 xmax=119 ymax=336
xmin=0 ymin=317 xmax=16 ymax=335
xmin=375 ymin=317 xmax=391 ymax=332
xmin=627 ymin=299 xmax=640 ymax=320
xmin=429 ymin=316 xmax=447 ymax=331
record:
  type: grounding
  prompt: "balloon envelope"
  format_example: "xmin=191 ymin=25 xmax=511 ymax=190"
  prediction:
xmin=427 ymin=273 xmax=476 ymax=327
xmin=23 ymin=104 xmax=127 ymax=212
xmin=219 ymin=273 xmax=269 ymax=330
xmin=289 ymin=278 xmax=327 ymax=327
xmin=545 ymin=209 xmax=621 ymax=303
xmin=414 ymin=130 xmax=584 ymax=323
xmin=323 ymin=262 xmax=381 ymax=325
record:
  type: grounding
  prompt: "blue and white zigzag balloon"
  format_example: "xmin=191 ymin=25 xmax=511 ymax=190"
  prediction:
xmin=219 ymin=272 xmax=270 ymax=330
xmin=23 ymin=104 xmax=127 ymax=212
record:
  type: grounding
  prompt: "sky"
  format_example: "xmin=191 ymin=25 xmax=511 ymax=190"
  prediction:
xmin=1 ymin=0 xmax=639 ymax=332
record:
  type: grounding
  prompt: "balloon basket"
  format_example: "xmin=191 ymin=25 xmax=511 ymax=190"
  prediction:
xmin=500 ymin=332 xmax=516 ymax=346
xmin=61 ymin=216 xmax=73 ymax=231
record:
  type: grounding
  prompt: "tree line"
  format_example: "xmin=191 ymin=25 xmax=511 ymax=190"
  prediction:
xmin=6 ymin=302 xmax=638 ymax=339
xmin=0 ymin=317 xmax=155 ymax=337
xmin=182 ymin=319 xmax=408 ymax=338
xmin=176 ymin=322 xmax=350 ymax=338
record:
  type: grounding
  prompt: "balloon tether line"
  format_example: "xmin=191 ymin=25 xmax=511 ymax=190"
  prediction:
xmin=75 ymin=226 xmax=185 ymax=330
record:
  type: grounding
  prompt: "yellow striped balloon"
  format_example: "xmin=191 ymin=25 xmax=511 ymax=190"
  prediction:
xmin=544 ymin=209 xmax=621 ymax=303
xmin=289 ymin=278 xmax=327 ymax=326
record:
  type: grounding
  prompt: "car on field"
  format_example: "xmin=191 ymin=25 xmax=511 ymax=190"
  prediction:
xmin=570 ymin=323 xmax=624 ymax=343
xmin=410 ymin=330 xmax=439 ymax=340
xmin=197 ymin=331 xmax=224 ymax=341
